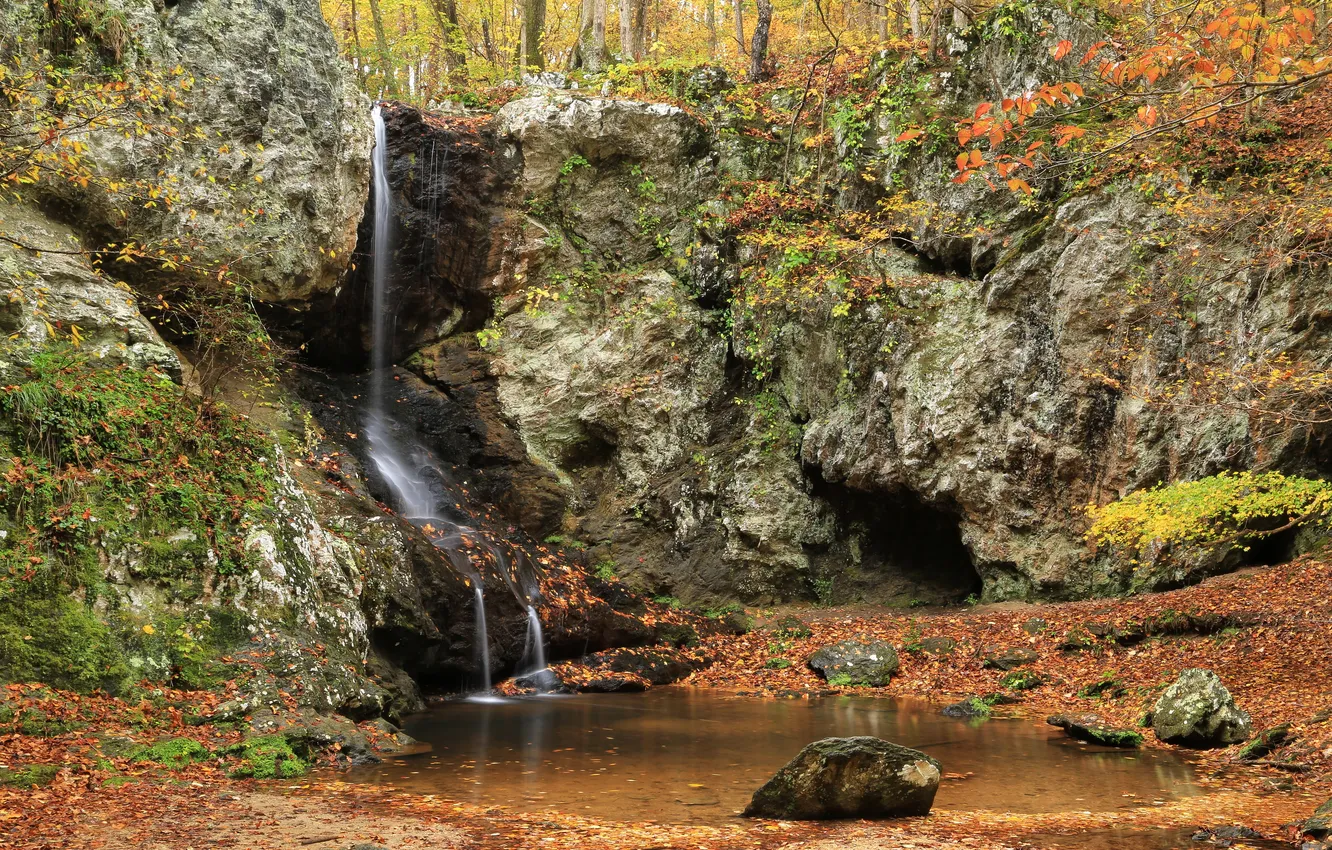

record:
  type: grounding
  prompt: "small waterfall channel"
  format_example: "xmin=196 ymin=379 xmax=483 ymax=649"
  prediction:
xmin=365 ymin=104 xmax=550 ymax=695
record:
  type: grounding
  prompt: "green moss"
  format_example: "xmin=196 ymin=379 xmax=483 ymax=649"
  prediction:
xmin=0 ymin=592 xmax=130 ymax=694
xmin=0 ymin=765 xmax=59 ymax=788
xmin=224 ymin=735 xmax=308 ymax=779
xmin=765 ymin=657 xmax=792 ymax=669
xmin=999 ymin=670 xmax=1044 ymax=691
xmin=131 ymin=737 xmax=210 ymax=768
xmin=1085 ymin=727 xmax=1144 ymax=748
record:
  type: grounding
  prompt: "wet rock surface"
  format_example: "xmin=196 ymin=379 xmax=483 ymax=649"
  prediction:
xmin=742 ymin=736 xmax=941 ymax=820
xmin=1046 ymin=713 xmax=1143 ymax=748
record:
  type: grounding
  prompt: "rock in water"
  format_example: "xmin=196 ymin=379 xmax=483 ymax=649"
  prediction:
xmin=807 ymin=641 xmax=900 ymax=687
xmin=1152 ymin=669 xmax=1252 ymax=748
xmin=1047 ymin=713 xmax=1143 ymax=748
xmin=742 ymin=737 xmax=940 ymax=820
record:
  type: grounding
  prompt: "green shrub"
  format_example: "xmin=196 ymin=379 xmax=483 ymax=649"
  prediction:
xmin=1088 ymin=471 xmax=1332 ymax=561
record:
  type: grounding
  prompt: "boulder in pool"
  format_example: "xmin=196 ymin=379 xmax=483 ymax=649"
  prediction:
xmin=1151 ymin=668 xmax=1251 ymax=748
xmin=1047 ymin=713 xmax=1143 ymax=748
xmin=742 ymin=736 xmax=940 ymax=820
xmin=807 ymin=640 xmax=899 ymax=686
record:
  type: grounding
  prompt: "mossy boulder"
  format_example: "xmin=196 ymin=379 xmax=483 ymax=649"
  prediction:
xmin=1047 ymin=713 xmax=1143 ymax=748
xmin=224 ymin=735 xmax=308 ymax=779
xmin=0 ymin=765 xmax=59 ymax=788
xmin=980 ymin=646 xmax=1038 ymax=671
xmin=742 ymin=737 xmax=941 ymax=820
xmin=942 ymin=696 xmax=992 ymax=718
xmin=1151 ymin=669 xmax=1252 ymax=748
xmin=1303 ymin=798 xmax=1332 ymax=841
xmin=808 ymin=640 xmax=899 ymax=687
xmin=917 ymin=636 xmax=957 ymax=656
xmin=1237 ymin=723 xmax=1293 ymax=762
xmin=999 ymin=670 xmax=1044 ymax=691
xmin=131 ymin=737 xmax=211 ymax=769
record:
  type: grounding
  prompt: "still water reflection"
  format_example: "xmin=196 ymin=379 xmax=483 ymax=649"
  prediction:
xmin=343 ymin=688 xmax=1201 ymax=824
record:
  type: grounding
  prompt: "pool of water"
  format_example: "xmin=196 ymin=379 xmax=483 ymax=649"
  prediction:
xmin=342 ymin=688 xmax=1202 ymax=824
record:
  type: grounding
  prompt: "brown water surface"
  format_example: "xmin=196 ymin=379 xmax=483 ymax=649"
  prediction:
xmin=342 ymin=688 xmax=1202 ymax=825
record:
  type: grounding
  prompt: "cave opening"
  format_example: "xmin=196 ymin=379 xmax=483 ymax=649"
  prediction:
xmin=808 ymin=478 xmax=983 ymax=606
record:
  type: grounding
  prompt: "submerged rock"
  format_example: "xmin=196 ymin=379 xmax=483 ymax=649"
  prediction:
xmin=1047 ymin=713 xmax=1143 ymax=748
xmin=807 ymin=640 xmax=899 ymax=687
xmin=742 ymin=736 xmax=940 ymax=820
xmin=1152 ymin=669 xmax=1252 ymax=748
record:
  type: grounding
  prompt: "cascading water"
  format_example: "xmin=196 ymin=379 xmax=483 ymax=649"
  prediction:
xmin=365 ymin=104 xmax=508 ymax=694
xmin=520 ymin=606 xmax=554 ymax=692
xmin=474 ymin=586 xmax=492 ymax=691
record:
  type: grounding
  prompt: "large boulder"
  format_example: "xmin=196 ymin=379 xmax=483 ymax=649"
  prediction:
xmin=742 ymin=737 xmax=940 ymax=820
xmin=808 ymin=640 xmax=900 ymax=687
xmin=1151 ymin=669 xmax=1252 ymax=748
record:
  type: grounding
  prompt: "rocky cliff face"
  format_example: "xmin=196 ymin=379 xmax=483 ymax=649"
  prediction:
xmin=357 ymin=8 xmax=1332 ymax=607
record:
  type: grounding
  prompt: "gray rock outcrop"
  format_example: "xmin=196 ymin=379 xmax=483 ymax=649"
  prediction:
xmin=742 ymin=737 xmax=940 ymax=820
xmin=1151 ymin=669 xmax=1252 ymax=748
xmin=807 ymin=640 xmax=900 ymax=686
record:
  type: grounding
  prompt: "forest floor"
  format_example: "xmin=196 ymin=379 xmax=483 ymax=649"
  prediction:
xmin=3 ymin=557 xmax=1331 ymax=850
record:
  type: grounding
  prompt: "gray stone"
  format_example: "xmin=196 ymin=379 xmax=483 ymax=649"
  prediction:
xmin=808 ymin=640 xmax=900 ymax=687
xmin=742 ymin=737 xmax=940 ymax=820
xmin=980 ymin=647 xmax=1038 ymax=671
xmin=918 ymin=637 xmax=957 ymax=656
xmin=1152 ymin=669 xmax=1252 ymax=748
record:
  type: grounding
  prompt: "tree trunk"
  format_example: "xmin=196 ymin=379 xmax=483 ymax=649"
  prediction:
xmin=733 ymin=0 xmax=744 ymax=54
xmin=424 ymin=0 xmax=468 ymax=82
xmin=706 ymin=0 xmax=717 ymax=57
xmin=350 ymin=0 xmax=364 ymax=62
xmin=571 ymin=0 xmax=607 ymax=71
xmin=632 ymin=0 xmax=648 ymax=58
xmin=520 ymin=0 xmax=545 ymax=70
xmin=619 ymin=0 xmax=633 ymax=59
xmin=908 ymin=0 xmax=922 ymax=39
xmin=953 ymin=0 xmax=972 ymax=29
xmin=367 ymin=0 xmax=398 ymax=95
xmin=749 ymin=0 xmax=771 ymax=81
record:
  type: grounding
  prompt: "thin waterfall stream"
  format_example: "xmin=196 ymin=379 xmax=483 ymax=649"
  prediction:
xmin=365 ymin=104 xmax=545 ymax=694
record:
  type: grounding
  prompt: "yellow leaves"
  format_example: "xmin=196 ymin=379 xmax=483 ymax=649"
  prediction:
xmin=142 ymin=624 xmax=156 ymax=635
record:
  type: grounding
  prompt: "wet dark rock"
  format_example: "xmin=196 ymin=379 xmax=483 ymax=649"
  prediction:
xmin=1047 ymin=713 xmax=1143 ymax=748
xmin=917 ymin=636 xmax=957 ymax=656
xmin=742 ymin=737 xmax=941 ymax=820
xmin=1237 ymin=723 xmax=1293 ymax=762
xmin=553 ymin=646 xmax=713 ymax=693
xmin=654 ymin=622 xmax=700 ymax=647
xmin=1190 ymin=825 xmax=1265 ymax=846
xmin=1303 ymin=798 xmax=1332 ymax=841
xmin=720 ymin=610 xmax=757 ymax=635
xmin=942 ymin=697 xmax=991 ymax=718
xmin=980 ymin=647 xmax=1038 ymax=671
xmin=1152 ymin=669 xmax=1252 ymax=748
xmin=807 ymin=641 xmax=899 ymax=687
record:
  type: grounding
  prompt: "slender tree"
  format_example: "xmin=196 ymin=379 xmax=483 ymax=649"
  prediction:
xmin=749 ymin=0 xmax=771 ymax=80
xmin=619 ymin=0 xmax=633 ymax=59
xmin=367 ymin=0 xmax=399 ymax=94
xmin=733 ymin=0 xmax=745 ymax=54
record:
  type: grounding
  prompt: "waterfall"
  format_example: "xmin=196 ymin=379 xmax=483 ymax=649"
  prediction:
xmin=522 ymin=605 xmax=554 ymax=692
xmin=474 ymin=586 xmax=492 ymax=691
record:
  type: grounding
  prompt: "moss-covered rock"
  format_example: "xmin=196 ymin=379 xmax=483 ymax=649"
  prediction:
xmin=1236 ymin=724 xmax=1293 ymax=763
xmin=999 ymin=670 xmax=1044 ymax=691
xmin=1047 ymin=713 xmax=1143 ymax=748
xmin=0 ymin=765 xmax=59 ymax=788
xmin=130 ymin=737 xmax=211 ymax=769
xmin=224 ymin=735 xmax=308 ymax=779
xmin=941 ymin=696 xmax=992 ymax=718
xmin=1152 ymin=669 xmax=1252 ymax=748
